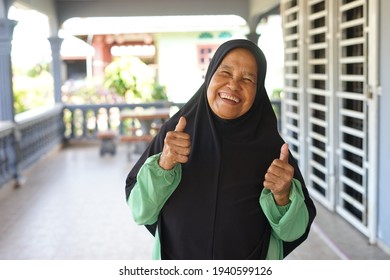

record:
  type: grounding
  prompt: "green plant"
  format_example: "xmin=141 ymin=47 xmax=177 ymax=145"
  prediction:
xmin=271 ymin=88 xmax=283 ymax=100
xmin=13 ymin=64 xmax=54 ymax=114
xmin=62 ymin=80 xmax=123 ymax=105
xmin=151 ymin=82 xmax=168 ymax=101
xmin=27 ymin=63 xmax=50 ymax=77
xmin=270 ymin=88 xmax=283 ymax=121
xmin=103 ymin=56 xmax=157 ymax=102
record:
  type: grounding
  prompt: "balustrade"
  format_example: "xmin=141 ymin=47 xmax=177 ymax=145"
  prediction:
xmin=0 ymin=100 xmax=280 ymax=188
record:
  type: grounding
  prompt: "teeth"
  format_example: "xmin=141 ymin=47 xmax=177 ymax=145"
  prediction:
xmin=220 ymin=93 xmax=239 ymax=103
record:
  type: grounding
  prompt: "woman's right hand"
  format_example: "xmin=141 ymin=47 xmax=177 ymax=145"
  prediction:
xmin=158 ymin=116 xmax=191 ymax=170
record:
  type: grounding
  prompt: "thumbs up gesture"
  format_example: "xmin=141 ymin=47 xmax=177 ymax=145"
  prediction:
xmin=263 ymin=143 xmax=294 ymax=206
xmin=159 ymin=116 xmax=191 ymax=170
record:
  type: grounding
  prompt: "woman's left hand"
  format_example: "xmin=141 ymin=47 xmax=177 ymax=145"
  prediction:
xmin=263 ymin=143 xmax=294 ymax=206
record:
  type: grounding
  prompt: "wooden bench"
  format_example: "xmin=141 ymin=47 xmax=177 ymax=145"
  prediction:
xmin=120 ymin=134 xmax=154 ymax=161
xmin=97 ymin=130 xmax=117 ymax=156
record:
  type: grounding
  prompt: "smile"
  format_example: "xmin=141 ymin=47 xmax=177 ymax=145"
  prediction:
xmin=219 ymin=92 xmax=240 ymax=103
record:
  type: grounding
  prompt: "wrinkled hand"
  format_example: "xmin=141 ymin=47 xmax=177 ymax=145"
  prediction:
xmin=158 ymin=116 xmax=191 ymax=170
xmin=263 ymin=143 xmax=294 ymax=206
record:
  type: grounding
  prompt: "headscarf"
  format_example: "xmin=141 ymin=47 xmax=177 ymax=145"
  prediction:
xmin=126 ymin=39 xmax=316 ymax=259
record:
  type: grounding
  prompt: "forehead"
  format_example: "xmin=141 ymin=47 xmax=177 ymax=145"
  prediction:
xmin=224 ymin=47 xmax=255 ymax=59
xmin=219 ymin=48 xmax=258 ymax=74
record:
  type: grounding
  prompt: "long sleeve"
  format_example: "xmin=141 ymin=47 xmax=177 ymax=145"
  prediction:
xmin=129 ymin=155 xmax=309 ymax=260
xmin=128 ymin=153 xmax=182 ymax=225
xmin=260 ymin=179 xmax=309 ymax=259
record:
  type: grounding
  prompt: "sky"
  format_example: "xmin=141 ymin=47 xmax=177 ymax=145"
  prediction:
xmin=8 ymin=6 xmax=52 ymax=68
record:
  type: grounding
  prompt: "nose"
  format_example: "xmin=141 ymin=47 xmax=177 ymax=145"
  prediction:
xmin=227 ymin=77 xmax=241 ymax=91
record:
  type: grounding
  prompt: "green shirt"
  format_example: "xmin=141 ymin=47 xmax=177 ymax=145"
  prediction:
xmin=128 ymin=153 xmax=309 ymax=260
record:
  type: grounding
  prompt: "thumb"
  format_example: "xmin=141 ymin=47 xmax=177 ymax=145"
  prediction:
xmin=279 ymin=143 xmax=289 ymax=162
xmin=175 ymin=116 xmax=187 ymax=132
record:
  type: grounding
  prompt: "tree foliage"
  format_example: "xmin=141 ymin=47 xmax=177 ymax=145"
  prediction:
xmin=103 ymin=56 xmax=167 ymax=102
xmin=13 ymin=63 xmax=54 ymax=114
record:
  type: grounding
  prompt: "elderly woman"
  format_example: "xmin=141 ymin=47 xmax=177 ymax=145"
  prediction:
xmin=125 ymin=39 xmax=316 ymax=260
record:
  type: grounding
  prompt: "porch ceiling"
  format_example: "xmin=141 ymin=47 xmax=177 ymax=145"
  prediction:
xmin=54 ymin=0 xmax=251 ymax=25
xmin=53 ymin=0 xmax=280 ymax=33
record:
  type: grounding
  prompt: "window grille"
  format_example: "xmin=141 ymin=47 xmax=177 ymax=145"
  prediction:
xmin=336 ymin=0 xmax=370 ymax=234
xmin=306 ymin=0 xmax=335 ymax=209
xmin=281 ymin=0 xmax=377 ymax=238
xmin=281 ymin=0 xmax=303 ymax=165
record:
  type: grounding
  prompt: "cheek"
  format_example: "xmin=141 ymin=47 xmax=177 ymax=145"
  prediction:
xmin=244 ymin=89 xmax=256 ymax=105
xmin=248 ymin=94 xmax=256 ymax=106
xmin=206 ymin=88 xmax=215 ymax=105
xmin=207 ymin=81 xmax=218 ymax=102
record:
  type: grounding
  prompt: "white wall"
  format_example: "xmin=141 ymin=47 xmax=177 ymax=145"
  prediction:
xmin=155 ymin=32 xmax=246 ymax=103
xmin=155 ymin=33 xmax=204 ymax=103
xmin=257 ymin=15 xmax=284 ymax=97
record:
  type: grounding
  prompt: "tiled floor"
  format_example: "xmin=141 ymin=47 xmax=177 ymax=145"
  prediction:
xmin=0 ymin=142 xmax=154 ymax=260
xmin=0 ymin=142 xmax=389 ymax=260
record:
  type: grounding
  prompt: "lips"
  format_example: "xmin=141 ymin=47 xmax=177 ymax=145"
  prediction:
xmin=219 ymin=92 xmax=240 ymax=103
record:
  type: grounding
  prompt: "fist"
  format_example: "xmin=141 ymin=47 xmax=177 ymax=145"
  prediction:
xmin=158 ymin=116 xmax=191 ymax=170
xmin=263 ymin=143 xmax=294 ymax=206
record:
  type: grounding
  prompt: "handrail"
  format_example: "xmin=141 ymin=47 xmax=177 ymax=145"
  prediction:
xmin=0 ymin=121 xmax=16 ymax=187
xmin=63 ymin=101 xmax=176 ymax=140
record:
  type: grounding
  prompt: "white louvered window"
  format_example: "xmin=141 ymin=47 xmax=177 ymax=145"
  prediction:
xmin=305 ymin=0 xmax=335 ymax=209
xmin=281 ymin=0 xmax=304 ymax=166
xmin=280 ymin=0 xmax=378 ymax=239
xmin=336 ymin=0 xmax=370 ymax=234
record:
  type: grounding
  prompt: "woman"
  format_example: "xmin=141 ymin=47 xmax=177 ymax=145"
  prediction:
xmin=125 ymin=39 xmax=316 ymax=260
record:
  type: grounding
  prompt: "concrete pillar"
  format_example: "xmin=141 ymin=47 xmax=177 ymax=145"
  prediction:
xmin=92 ymin=35 xmax=112 ymax=83
xmin=246 ymin=32 xmax=260 ymax=44
xmin=48 ymin=36 xmax=64 ymax=104
xmin=0 ymin=19 xmax=17 ymax=121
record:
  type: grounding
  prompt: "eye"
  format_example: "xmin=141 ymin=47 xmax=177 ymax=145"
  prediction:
xmin=243 ymin=77 xmax=256 ymax=84
xmin=220 ymin=70 xmax=231 ymax=76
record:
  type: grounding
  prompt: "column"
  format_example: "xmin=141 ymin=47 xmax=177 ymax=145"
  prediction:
xmin=0 ymin=19 xmax=17 ymax=121
xmin=48 ymin=36 xmax=64 ymax=104
xmin=246 ymin=32 xmax=260 ymax=45
xmin=92 ymin=35 xmax=112 ymax=84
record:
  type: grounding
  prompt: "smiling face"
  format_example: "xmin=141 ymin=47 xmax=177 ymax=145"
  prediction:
xmin=207 ymin=48 xmax=258 ymax=120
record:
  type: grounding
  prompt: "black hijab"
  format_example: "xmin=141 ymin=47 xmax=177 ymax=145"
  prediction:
xmin=126 ymin=39 xmax=316 ymax=259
